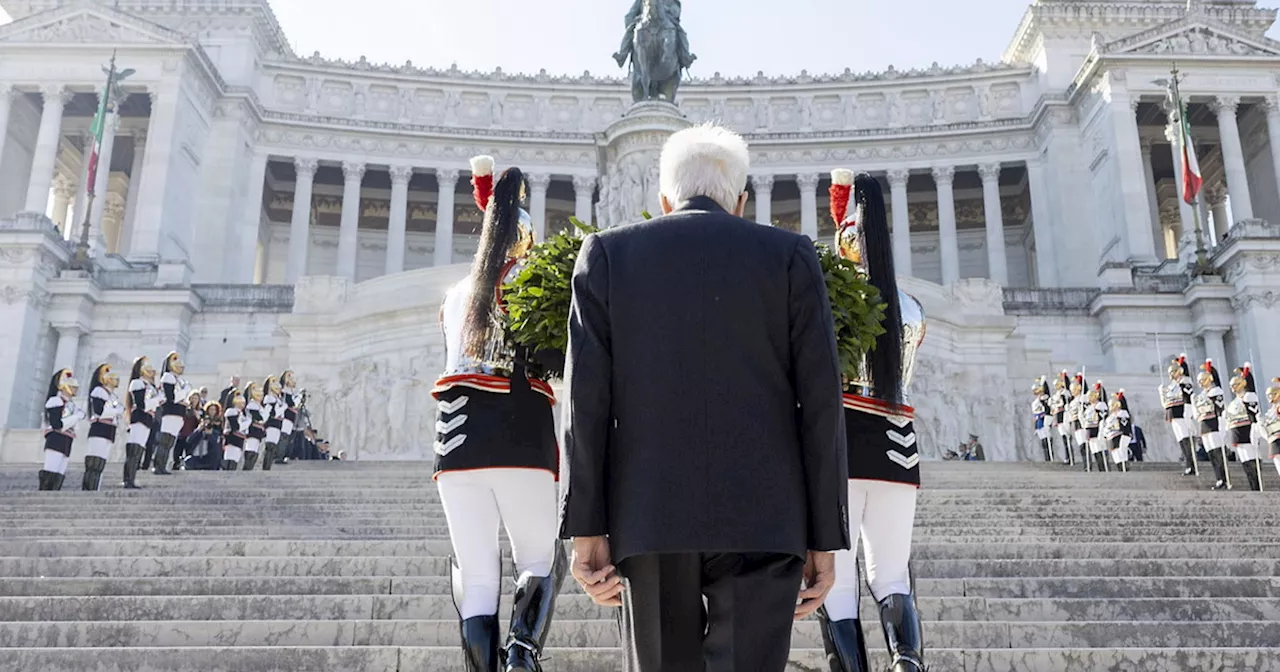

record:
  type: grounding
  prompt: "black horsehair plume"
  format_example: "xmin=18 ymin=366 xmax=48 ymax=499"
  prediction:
xmin=130 ymin=356 xmax=146 ymax=381
xmin=46 ymin=369 xmax=66 ymax=399
xmin=90 ymin=364 xmax=109 ymax=392
xmin=462 ymin=167 xmax=526 ymax=359
xmin=854 ymin=173 xmax=903 ymax=405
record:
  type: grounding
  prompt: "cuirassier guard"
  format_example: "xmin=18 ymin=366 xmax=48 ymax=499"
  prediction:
xmin=1196 ymin=360 xmax=1229 ymax=491
xmin=1103 ymin=390 xmax=1133 ymax=472
xmin=1050 ymin=371 xmax=1073 ymax=465
xmin=1225 ymin=365 xmax=1264 ymax=491
xmin=39 ymin=369 xmax=84 ymax=491
xmin=1031 ymin=377 xmax=1052 ymax=462
xmin=1264 ymin=378 xmax=1280 ymax=476
xmin=1161 ymin=354 xmax=1198 ymax=476
xmin=819 ymin=170 xmax=927 ymax=672
xmin=1070 ymin=374 xmax=1092 ymax=471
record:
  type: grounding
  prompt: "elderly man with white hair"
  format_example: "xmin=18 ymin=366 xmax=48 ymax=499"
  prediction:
xmin=560 ymin=123 xmax=850 ymax=671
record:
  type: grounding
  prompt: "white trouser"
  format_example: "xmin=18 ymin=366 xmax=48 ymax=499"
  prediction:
xmin=1234 ymin=440 xmax=1263 ymax=462
xmin=824 ymin=479 xmax=918 ymax=621
xmin=85 ymin=436 xmax=112 ymax=460
xmin=266 ymin=427 xmax=281 ymax=444
xmin=159 ymin=414 xmax=184 ymax=437
xmin=1202 ymin=430 xmax=1226 ymax=450
xmin=43 ymin=450 xmax=69 ymax=474
xmin=1088 ymin=436 xmax=1107 ymax=455
xmin=281 ymin=419 xmax=294 ymax=435
xmin=1110 ymin=436 xmax=1131 ymax=464
xmin=1036 ymin=427 xmax=1050 ymax=440
xmin=437 ymin=468 xmax=559 ymax=619
xmin=244 ymin=438 xmax=260 ymax=454
xmin=128 ymin=422 xmax=151 ymax=446
xmin=1074 ymin=428 xmax=1089 ymax=447
xmin=1171 ymin=418 xmax=1196 ymax=441
xmin=1057 ymin=422 xmax=1072 ymax=437
xmin=223 ymin=445 xmax=243 ymax=463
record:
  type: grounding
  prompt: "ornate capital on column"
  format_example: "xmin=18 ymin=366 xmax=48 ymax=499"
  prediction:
xmin=1265 ymin=96 xmax=1280 ymax=116
xmin=796 ymin=173 xmax=820 ymax=192
xmin=341 ymin=161 xmax=366 ymax=183
xmin=572 ymin=175 xmax=597 ymax=193
xmin=1128 ymin=97 xmax=1141 ymax=113
xmin=131 ymin=129 xmax=147 ymax=147
xmin=436 ymin=168 xmax=461 ymax=187
xmin=294 ymin=157 xmax=320 ymax=180
xmin=1204 ymin=182 xmax=1228 ymax=207
xmin=527 ymin=173 xmax=552 ymax=193
xmin=1210 ymin=95 xmax=1240 ymax=117
xmin=750 ymin=174 xmax=775 ymax=192
xmin=51 ymin=173 xmax=76 ymax=199
xmin=1139 ymin=136 xmax=1154 ymax=155
xmin=388 ymin=164 xmax=414 ymax=185
xmin=931 ymin=166 xmax=956 ymax=185
xmin=977 ymin=163 xmax=1002 ymax=185
xmin=41 ymin=84 xmax=72 ymax=107
xmin=886 ymin=168 xmax=910 ymax=188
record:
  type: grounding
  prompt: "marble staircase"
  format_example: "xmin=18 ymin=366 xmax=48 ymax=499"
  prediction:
xmin=2 ymin=461 xmax=1280 ymax=671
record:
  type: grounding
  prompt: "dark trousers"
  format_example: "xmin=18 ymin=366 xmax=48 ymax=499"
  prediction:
xmin=617 ymin=552 xmax=804 ymax=672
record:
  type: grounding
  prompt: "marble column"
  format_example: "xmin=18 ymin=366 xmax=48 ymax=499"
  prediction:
xmin=978 ymin=163 xmax=1008 ymax=285
xmin=1207 ymin=185 xmax=1230 ymax=245
xmin=1025 ymin=159 xmax=1059 ymax=287
xmin=887 ymin=169 xmax=912 ymax=277
xmin=88 ymin=107 xmax=121 ymax=254
xmin=1211 ymin=96 xmax=1253 ymax=222
xmin=528 ymin=173 xmax=551 ymax=241
xmin=1113 ymin=97 xmax=1158 ymax=262
xmin=24 ymin=85 xmax=73 ymax=215
xmin=118 ymin=131 xmax=146 ymax=254
xmin=933 ymin=166 xmax=959 ymax=285
xmin=1202 ymin=329 xmax=1228 ymax=372
xmin=1139 ymin=138 xmax=1166 ymax=258
xmin=53 ymin=326 xmax=83 ymax=375
xmin=102 ymin=194 xmax=126 ymax=254
xmin=233 ymin=153 xmax=269 ymax=284
xmin=751 ymin=174 xmax=774 ymax=227
xmin=1265 ymin=97 xmax=1280 ymax=203
xmin=336 ymin=161 xmax=366 ymax=280
xmin=573 ymin=175 xmax=596 ymax=228
xmin=0 ymin=86 xmax=15 ymax=175
xmin=129 ymin=88 xmax=180 ymax=262
xmin=1164 ymin=123 xmax=1198 ymax=242
xmin=433 ymin=169 xmax=459 ymax=266
xmin=287 ymin=157 xmax=318 ymax=283
xmin=797 ymin=173 xmax=819 ymax=240
xmin=50 ymin=174 xmax=75 ymax=233
xmin=385 ymin=164 xmax=413 ymax=276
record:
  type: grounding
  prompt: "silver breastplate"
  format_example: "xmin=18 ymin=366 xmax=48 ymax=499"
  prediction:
xmin=1224 ymin=397 xmax=1251 ymax=428
xmin=1265 ymin=408 xmax=1280 ymax=442
xmin=1193 ymin=393 xmax=1216 ymax=420
xmin=1160 ymin=383 xmax=1184 ymax=408
xmin=443 ymin=263 xmax=525 ymax=377
xmin=847 ymin=289 xmax=925 ymax=403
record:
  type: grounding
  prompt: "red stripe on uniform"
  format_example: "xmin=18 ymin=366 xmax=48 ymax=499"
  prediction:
xmin=842 ymin=393 xmax=914 ymax=420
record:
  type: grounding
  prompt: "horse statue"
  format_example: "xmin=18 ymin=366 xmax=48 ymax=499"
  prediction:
xmin=614 ymin=0 xmax=695 ymax=103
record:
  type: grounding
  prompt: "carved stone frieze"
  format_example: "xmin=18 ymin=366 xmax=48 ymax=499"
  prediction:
xmin=1230 ymin=291 xmax=1280 ymax=312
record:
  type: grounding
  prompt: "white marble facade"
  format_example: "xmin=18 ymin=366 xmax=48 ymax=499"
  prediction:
xmin=3 ymin=0 xmax=1280 ymax=463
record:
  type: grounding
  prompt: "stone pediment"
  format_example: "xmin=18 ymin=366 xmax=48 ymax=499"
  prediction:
xmin=0 ymin=5 xmax=190 ymax=47
xmin=1103 ymin=21 xmax=1280 ymax=59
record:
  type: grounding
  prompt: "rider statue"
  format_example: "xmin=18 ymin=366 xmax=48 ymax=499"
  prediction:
xmin=614 ymin=0 xmax=697 ymax=102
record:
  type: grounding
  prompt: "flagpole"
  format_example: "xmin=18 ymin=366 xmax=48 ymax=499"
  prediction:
xmin=72 ymin=52 xmax=117 ymax=271
xmin=1170 ymin=63 xmax=1211 ymax=276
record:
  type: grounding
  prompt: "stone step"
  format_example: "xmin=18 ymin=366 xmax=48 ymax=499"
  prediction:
xmin=3 ymin=576 xmax=1277 ymax=599
xmin=5 ymin=645 xmax=1280 ymax=672
xmin=4 ymin=539 xmax=1277 ymax=560
xmin=4 ymin=594 xmax=1279 ymax=623
xmin=0 ymin=619 xmax=1275 ymax=649
xmin=3 ymin=555 xmax=1276 ymax=579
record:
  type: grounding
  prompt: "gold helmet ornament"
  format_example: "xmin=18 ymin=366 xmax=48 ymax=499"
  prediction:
xmin=137 ymin=356 xmax=156 ymax=381
xmin=828 ymin=169 xmax=865 ymax=268
xmin=1200 ymin=359 xmax=1221 ymax=390
xmin=265 ymin=375 xmax=281 ymax=396
xmin=1267 ymin=378 xmax=1280 ymax=405
xmin=231 ymin=392 xmax=246 ymax=410
xmin=471 ymin=155 xmax=535 ymax=259
xmin=164 ymin=351 xmax=185 ymax=376
xmin=282 ymin=370 xmax=296 ymax=388
xmin=49 ymin=368 xmax=79 ymax=398
xmin=1088 ymin=381 xmax=1105 ymax=404
xmin=90 ymin=363 xmax=118 ymax=392
xmin=246 ymin=382 xmax=264 ymax=403
xmin=1055 ymin=371 xmax=1068 ymax=391
xmin=1112 ymin=390 xmax=1130 ymax=415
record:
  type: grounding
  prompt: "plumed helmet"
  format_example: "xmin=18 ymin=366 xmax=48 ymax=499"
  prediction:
xmin=49 ymin=368 xmax=79 ymax=397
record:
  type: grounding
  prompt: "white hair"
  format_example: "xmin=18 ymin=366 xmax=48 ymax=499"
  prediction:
xmin=659 ymin=123 xmax=750 ymax=213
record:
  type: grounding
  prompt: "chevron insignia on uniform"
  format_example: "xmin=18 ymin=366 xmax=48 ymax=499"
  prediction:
xmin=435 ymin=414 xmax=468 ymax=435
xmin=886 ymin=430 xmax=917 ymax=448
xmin=438 ymin=396 xmax=469 ymax=414
xmin=886 ymin=415 xmax=912 ymax=429
xmin=434 ymin=434 xmax=467 ymax=456
xmin=886 ymin=449 xmax=920 ymax=470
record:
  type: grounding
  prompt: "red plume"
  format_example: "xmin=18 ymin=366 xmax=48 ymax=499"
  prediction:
xmin=470 ymin=155 xmax=495 ymax=211
xmin=829 ymin=169 xmax=854 ymax=226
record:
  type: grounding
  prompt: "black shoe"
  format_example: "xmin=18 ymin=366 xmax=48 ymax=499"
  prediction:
xmin=1213 ymin=480 xmax=1229 ymax=491
xmin=1183 ymin=467 xmax=1195 ymax=476
xmin=460 ymin=615 xmax=500 ymax=672
xmin=504 ymin=545 xmax=567 ymax=672
xmin=878 ymin=593 xmax=925 ymax=672
xmin=818 ymin=609 xmax=870 ymax=672
xmin=152 ymin=436 xmax=172 ymax=475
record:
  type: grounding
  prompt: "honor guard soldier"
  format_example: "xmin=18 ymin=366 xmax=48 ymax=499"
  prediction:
xmin=39 ymin=369 xmax=83 ymax=491
xmin=1264 ymin=378 xmax=1280 ymax=476
xmin=261 ymin=376 xmax=285 ymax=471
xmin=1161 ymin=355 xmax=1198 ymax=476
xmin=222 ymin=392 xmax=249 ymax=471
xmin=433 ymin=158 xmax=566 ymax=672
xmin=279 ymin=370 xmax=300 ymax=463
xmin=1226 ymin=365 xmax=1265 ymax=491
xmin=154 ymin=352 xmax=191 ymax=475
xmin=1081 ymin=381 xmax=1109 ymax=473
xmin=1103 ymin=391 xmax=1133 ymax=472
xmin=1071 ymin=374 xmax=1093 ymax=471
xmin=122 ymin=357 xmax=158 ymax=489
xmin=1050 ymin=372 xmax=1073 ymax=465
xmin=243 ymin=383 xmax=266 ymax=471
xmin=85 ymin=364 xmax=123 ymax=490
xmin=818 ymin=170 xmax=928 ymax=672
xmin=1031 ymin=377 xmax=1053 ymax=462
xmin=1196 ymin=360 xmax=1229 ymax=490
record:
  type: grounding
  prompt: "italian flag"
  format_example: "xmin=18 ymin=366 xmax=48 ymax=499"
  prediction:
xmin=84 ymin=66 xmax=115 ymax=197
xmin=1177 ymin=100 xmax=1202 ymax=205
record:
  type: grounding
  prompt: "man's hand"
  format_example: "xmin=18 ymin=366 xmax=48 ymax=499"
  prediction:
xmin=571 ymin=536 xmax=624 ymax=607
xmin=795 ymin=550 xmax=836 ymax=620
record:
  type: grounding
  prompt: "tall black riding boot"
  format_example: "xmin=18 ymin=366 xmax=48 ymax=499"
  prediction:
xmin=82 ymin=456 xmax=107 ymax=491
xmin=1079 ymin=443 xmax=1090 ymax=471
xmin=243 ymin=451 xmax=258 ymax=472
xmin=1040 ymin=438 xmax=1051 ymax=462
xmin=261 ymin=443 xmax=275 ymax=471
xmin=818 ymin=608 xmax=870 ymax=672
xmin=122 ymin=443 xmax=142 ymax=489
xmin=49 ymin=472 xmax=66 ymax=491
xmin=222 ymin=459 xmax=238 ymax=471
xmin=1094 ymin=451 xmax=1108 ymax=473
xmin=1060 ymin=436 xmax=1073 ymax=465
xmin=37 ymin=470 xmax=55 ymax=491
xmin=141 ymin=434 xmax=155 ymax=470
xmin=1209 ymin=446 xmax=1228 ymax=490
xmin=1243 ymin=460 xmax=1262 ymax=491
xmin=504 ymin=545 xmax=567 ymax=672
xmin=878 ymin=593 xmax=925 ymax=672
xmin=460 ymin=615 xmax=500 ymax=672
xmin=1180 ymin=438 xmax=1196 ymax=476
xmin=152 ymin=434 xmax=173 ymax=475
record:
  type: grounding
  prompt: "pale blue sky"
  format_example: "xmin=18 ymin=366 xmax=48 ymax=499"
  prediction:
xmin=4 ymin=1 xmax=1280 ymax=76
